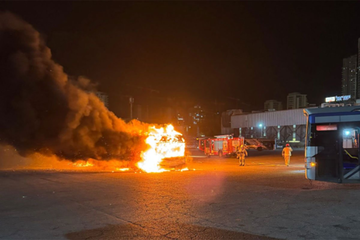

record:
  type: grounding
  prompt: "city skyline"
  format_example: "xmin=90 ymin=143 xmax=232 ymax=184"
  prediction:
xmin=1 ymin=2 xmax=359 ymax=119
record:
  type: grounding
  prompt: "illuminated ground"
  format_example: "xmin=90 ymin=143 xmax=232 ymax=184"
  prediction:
xmin=1 ymin=149 xmax=360 ymax=239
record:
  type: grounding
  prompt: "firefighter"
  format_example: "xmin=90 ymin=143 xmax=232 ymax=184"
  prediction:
xmin=237 ymin=144 xmax=248 ymax=166
xmin=282 ymin=143 xmax=293 ymax=167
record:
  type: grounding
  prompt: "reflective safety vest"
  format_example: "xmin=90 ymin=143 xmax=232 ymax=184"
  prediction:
xmin=282 ymin=147 xmax=293 ymax=156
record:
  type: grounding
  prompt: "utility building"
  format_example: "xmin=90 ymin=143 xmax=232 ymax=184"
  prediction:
xmin=227 ymin=109 xmax=307 ymax=144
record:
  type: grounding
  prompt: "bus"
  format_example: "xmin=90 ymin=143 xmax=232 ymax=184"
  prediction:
xmin=304 ymin=106 xmax=360 ymax=183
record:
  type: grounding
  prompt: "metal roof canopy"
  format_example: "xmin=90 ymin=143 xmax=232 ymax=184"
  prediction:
xmin=231 ymin=109 xmax=306 ymax=128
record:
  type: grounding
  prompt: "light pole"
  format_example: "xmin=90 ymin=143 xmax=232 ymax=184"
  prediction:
xmin=259 ymin=123 xmax=263 ymax=138
xmin=129 ymin=97 xmax=134 ymax=119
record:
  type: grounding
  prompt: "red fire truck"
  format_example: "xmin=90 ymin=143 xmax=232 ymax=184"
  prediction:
xmin=198 ymin=135 xmax=245 ymax=157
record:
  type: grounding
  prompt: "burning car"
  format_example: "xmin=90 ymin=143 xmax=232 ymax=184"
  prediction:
xmin=136 ymin=125 xmax=187 ymax=172
xmin=158 ymin=134 xmax=187 ymax=169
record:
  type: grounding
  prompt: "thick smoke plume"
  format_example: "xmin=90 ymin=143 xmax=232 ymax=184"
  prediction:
xmin=0 ymin=12 xmax=148 ymax=161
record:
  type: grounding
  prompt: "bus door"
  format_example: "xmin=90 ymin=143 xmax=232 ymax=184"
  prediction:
xmin=312 ymin=128 xmax=340 ymax=181
xmin=341 ymin=127 xmax=360 ymax=181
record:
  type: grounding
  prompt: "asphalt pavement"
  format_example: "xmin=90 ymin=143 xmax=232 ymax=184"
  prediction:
xmin=1 ymin=149 xmax=360 ymax=239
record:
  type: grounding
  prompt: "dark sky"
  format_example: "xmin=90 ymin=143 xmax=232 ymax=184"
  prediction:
xmin=1 ymin=2 xmax=360 ymax=117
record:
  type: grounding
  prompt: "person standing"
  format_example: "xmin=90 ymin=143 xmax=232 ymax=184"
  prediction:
xmin=237 ymin=145 xmax=248 ymax=166
xmin=282 ymin=144 xmax=293 ymax=167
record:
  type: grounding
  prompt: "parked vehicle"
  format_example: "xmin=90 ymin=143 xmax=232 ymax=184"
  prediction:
xmin=245 ymin=138 xmax=268 ymax=151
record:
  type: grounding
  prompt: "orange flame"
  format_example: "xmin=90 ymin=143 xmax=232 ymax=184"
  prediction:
xmin=136 ymin=124 xmax=186 ymax=173
xmin=116 ymin=168 xmax=130 ymax=171
xmin=72 ymin=161 xmax=94 ymax=167
xmin=66 ymin=125 xmax=188 ymax=173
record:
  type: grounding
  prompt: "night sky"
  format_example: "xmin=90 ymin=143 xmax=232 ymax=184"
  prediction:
xmin=1 ymin=2 xmax=360 ymax=117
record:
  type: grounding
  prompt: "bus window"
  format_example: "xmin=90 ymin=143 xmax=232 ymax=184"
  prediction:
xmin=343 ymin=129 xmax=358 ymax=149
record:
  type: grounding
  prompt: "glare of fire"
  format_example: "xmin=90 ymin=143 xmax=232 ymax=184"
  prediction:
xmin=136 ymin=124 xmax=186 ymax=173
xmin=72 ymin=161 xmax=94 ymax=167
xmin=116 ymin=168 xmax=130 ymax=171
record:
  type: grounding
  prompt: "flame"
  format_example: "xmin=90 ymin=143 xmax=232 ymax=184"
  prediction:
xmin=71 ymin=159 xmax=131 ymax=172
xmin=19 ymin=125 xmax=188 ymax=173
xmin=72 ymin=161 xmax=94 ymax=167
xmin=136 ymin=124 xmax=186 ymax=173
xmin=116 ymin=168 xmax=130 ymax=171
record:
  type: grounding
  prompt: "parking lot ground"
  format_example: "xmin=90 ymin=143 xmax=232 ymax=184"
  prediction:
xmin=1 ymin=149 xmax=360 ymax=239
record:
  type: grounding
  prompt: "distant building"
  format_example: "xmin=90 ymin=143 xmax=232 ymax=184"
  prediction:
xmin=184 ymin=105 xmax=205 ymax=136
xmin=163 ymin=107 xmax=175 ymax=123
xmin=264 ymin=100 xmax=282 ymax=111
xmin=221 ymin=109 xmax=243 ymax=135
xmin=287 ymin=92 xmax=307 ymax=109
xmin=96 ymin=92 xmax=109 ymax=108
xmin=342 ymin=54 xmax=357 ymax=98
xmin=188 ymin=105 xmax=204 ymax=126
xmin=133 ymin=104 xmax=150 ymax=122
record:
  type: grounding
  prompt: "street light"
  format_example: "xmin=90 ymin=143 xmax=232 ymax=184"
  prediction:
xmin=129 ymin=97 xmax=134 ymax=119
xmin=259 ymin=123 xmax=263 ymax=138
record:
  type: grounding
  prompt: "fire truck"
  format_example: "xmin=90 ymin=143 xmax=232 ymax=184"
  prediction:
xmin=198 ymin=134 xmax=245 ymax=157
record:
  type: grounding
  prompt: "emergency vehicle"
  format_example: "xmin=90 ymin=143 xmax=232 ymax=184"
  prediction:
xmin=198 ymin=134 xmax=245 ymax=157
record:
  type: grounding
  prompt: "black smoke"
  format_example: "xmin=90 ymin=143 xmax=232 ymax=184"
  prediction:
xmin=0 ymin=12 xmax=147 ymax=161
